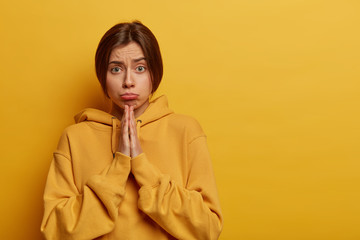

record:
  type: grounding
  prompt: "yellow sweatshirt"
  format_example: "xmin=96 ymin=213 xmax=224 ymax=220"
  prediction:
xmin=41 ymin=95 xmax=223 ymax=240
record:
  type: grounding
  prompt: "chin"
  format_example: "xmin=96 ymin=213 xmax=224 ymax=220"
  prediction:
xmin=129 ymin=103 xmax=138 ymax=108
xmin=120 ymin=101 xmax=138 ymax=108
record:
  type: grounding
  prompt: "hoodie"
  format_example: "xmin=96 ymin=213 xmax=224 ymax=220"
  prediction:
xmin=41 ymin=95 xmax=223 ymax=240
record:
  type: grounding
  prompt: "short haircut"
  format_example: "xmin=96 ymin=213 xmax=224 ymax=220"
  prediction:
xmin=95 ymin=21 xmax=163 ymax=96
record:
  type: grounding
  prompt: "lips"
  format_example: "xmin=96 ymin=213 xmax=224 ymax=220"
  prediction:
xmin=120 ymin=93 xmax=139 ymax=100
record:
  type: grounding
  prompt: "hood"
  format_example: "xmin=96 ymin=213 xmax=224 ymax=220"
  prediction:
xmin=74 ymin=95 xmax=173 ymax=126
xmin=74 ymin=95 xmax=174 ymax=156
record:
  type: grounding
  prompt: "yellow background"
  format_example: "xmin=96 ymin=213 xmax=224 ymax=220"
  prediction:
xmin=1 ymin=0 xmax=359 ymax=239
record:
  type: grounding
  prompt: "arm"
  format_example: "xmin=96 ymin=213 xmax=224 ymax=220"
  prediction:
xmin=131 ymin=136 xmax=223 ymax=240
xmin=124 ymin=106 xmax=222 ymax=239
xmin=41 ymin=149 xmax=131 ymax=240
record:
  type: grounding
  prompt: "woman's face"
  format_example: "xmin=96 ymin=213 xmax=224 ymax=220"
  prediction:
xmin=106 ymin=42 xmax=152 ymax=117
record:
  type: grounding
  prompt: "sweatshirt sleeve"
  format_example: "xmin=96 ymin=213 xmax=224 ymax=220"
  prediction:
xmin=131 ymin=136 xmax=223 ymax=240
xmin=41 ymin=151 xmax=131 ymax=240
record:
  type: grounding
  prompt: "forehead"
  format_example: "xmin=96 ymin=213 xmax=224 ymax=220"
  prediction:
xmin=109 ymin=42 xmax=145 ymax=61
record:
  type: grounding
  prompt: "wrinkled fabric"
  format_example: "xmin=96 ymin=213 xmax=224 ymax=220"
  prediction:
xmin=41 ymin=95 xmax=223 ymax=240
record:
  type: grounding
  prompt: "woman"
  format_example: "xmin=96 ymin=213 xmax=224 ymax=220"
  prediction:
xmin=41 ymin=21 xmax=223 ymax=240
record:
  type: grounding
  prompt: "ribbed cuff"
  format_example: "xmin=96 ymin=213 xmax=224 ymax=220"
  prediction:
xmin=131 ymin=153 xmax=162 ymax=187
xmin=114 ymin=152 xmax=131 ymax=161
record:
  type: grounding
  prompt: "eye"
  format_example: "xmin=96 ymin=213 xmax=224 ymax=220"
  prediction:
xmin=110 ymin=66 xmax=122 ymax=73
xmin=136 ymin=66 xmax=146 ymax=72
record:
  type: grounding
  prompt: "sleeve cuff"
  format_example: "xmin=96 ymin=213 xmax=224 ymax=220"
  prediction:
xmin=131 ymin=153 xmax=162 ymax=187
xmin=114 ymin=152 xmax=131 ymax=161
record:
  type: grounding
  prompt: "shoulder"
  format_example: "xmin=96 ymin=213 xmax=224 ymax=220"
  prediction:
xmin=61 ymin=122 xmax=92 ymax=138
xmin=166 ymin=113 xmax=206 ymax=139
xmin=56 ymin=122 xmax=108 ymax=153
xmin=55 ymin=123 xmax=83 ymax=155
xmin=167 ymin=113 xmax=201 ymax=127
xmin=63 ymin=120 xmax=110 ymax=135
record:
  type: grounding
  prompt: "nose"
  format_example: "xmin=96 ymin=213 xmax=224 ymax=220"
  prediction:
xmin=122 ymin=69 xmax=135 ymax=88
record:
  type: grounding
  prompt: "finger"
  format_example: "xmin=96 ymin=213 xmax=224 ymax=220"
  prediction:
xmin=121 ymin=105 xmax=127 ymax=134
xmin=129 ymin=106 xmax=135 ymax=140
xmin=121 ymin=105 xmax=128 ymax=131
xmin=129 ymin=106 xmax=134 ymax=124
xmin=128 ymin=105 xmax=133 ymax=121
xmin=119 ymin=105 xmax=130 ymax=155
xmin=123 ymin=105 xmax=129 ymax=138
xmin=129 ymin=106 xmax=142 ymax=157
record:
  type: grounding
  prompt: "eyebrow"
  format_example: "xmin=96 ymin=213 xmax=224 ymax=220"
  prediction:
xmin=108 ymin=57 xmax=146 ymax=65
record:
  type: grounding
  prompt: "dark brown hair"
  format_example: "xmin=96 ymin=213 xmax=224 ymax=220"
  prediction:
xmin=95 ymin=21 xmax=163 ymax=96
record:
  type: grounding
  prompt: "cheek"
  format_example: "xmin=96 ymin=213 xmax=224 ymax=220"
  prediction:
xmin=145 ymin=74 xmax=153 ymax=93
xmin=136 ymin=74 xmax=152 ymax=95
xmin=106 ymin=75 xmax=119 ymax=95
xmin=106 ymin=86 xmax=116 ymax=100
xmin=147 ymin=80 xmax=153 ymax=94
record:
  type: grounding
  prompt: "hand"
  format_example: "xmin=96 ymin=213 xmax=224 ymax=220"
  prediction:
xmin=128 ymin=106 xmax=143 ymax=157
xmin=118 ymin=105 xmax=143 ymax=158
xmin=118 ymin=105 xmax=130 ymax=156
